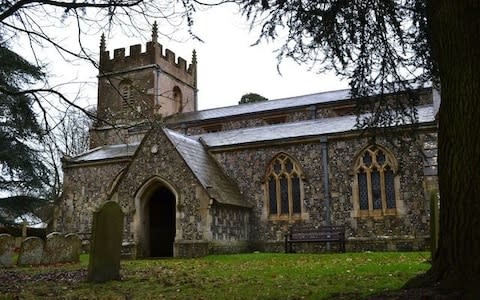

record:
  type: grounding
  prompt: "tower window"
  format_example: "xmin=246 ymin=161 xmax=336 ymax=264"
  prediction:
xmin=119 ymin=80 xmax=134 ymax=109
xmin=173 ymin=86 xmax=183 ymax=113
xmin=265 ymin=153 xmax=304 ymax=220
xmin=353 ymin=145 xmax=400 ymax=217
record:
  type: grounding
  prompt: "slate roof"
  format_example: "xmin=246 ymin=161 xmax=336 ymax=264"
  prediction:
xmin=198 ymin=105 xmax=436 ymax=148
xmin=67 ymin=142 xmax=140 ymax=163
xmin=166 ymin=89 xmax=352 ymax=124
xmin=163 ymin=128 xmax=250 ymax=208
xmin=67 ymin=104 xmax=435 ymax=163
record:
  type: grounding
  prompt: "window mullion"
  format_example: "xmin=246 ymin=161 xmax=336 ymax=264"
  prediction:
xmin=275 ymin=175 xmax=280 ymax=217
xmin=288 ymin=175 xmax=292 ymax=219
xmin=380 ymin=167 xmax=387 ymax=214
xmin=366 ymin=168 xmax=373 ymax=213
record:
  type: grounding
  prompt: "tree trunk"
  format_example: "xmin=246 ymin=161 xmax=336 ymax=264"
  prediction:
xmin=427 ymin=0 xmax=480 ymax=291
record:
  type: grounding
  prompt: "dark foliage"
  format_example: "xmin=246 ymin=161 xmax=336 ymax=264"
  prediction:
xmin=241 ymin=0 xmax=433 ymax=128
xmin=0 ymin=195 xmax=51 ymax=225
xmin=239 ymin=92 xmax=268 ymax=104
xmin=0 ymin=223 xmax=47 ymax=238
xmin=0 ymin=40 xmax=49 ymax=223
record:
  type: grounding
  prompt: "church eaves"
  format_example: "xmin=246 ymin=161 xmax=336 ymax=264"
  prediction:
xmin=65 ymin=142 xmax=141 ymax=164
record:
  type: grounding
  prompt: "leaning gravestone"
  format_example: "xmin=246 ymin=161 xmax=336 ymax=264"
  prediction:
xmin=88 ymin=201 xmax=124 ymax=282
xmin=0 ymin=234 xmax=15 ymax=267
xmin=18 ymin=237 xmax=44 ymax=266
xmin=41 ymin=232 xmax=67 ymax=265
xmin=65 ymin=233 xmax=82 ymax=263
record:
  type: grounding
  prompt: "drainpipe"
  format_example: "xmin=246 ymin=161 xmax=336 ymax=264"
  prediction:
xmin=320 ymin=136 xmax=331 ymax=225
xmin=320 ymin=136 xmax=332 ymax=250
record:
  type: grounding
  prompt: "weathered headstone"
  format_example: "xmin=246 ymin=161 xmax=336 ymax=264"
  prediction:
xmin=41 ymin=232 xmax=67 ymax=265
xmin=88 ymin=201 xmax=124 ymax=282
xmin=18 ymin=237 xmax=44 ymax=266
xmin=65 ymin=233 xmax=82 ymax=263
xmin=0 ymin=234 xmax=15 ymax=268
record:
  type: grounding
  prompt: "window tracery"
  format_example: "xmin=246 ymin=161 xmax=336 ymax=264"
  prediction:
xmin=353 ymin=145 xmax=400 ymax=217
xmin=265 ymin=153 xmax=304 ymax=220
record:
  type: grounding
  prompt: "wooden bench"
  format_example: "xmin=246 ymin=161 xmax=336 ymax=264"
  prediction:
xmin=284 ymin=225 xmax=346 ymax=253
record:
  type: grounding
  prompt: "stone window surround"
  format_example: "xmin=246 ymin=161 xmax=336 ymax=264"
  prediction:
xmin=264 ymin=152 xmax=306 ymax=222
xmin=351 ymin=145 xmax=401 ymax=218
xmin=172 ymin=86 xmax=183 ymax=113
xmin=119 ymin=79 xmax=134 ymax=109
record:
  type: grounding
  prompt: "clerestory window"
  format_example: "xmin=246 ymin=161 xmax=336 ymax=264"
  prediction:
xmin=265 ymin=153 xmax=304 ymax=220
xmin=353 ymin=145 xmax=400 ymax=217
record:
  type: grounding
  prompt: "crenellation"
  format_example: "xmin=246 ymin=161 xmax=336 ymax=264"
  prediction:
xmin=130 ymin=44 xmax=142 ymax=56
xmin=113 ymin=48 xmax=125 ymax=59
xmin=177 ymin=57 xmax=187 ymax=71
xmin=100 ymin=40 xmax=195 ymax=77
xmin=165 ymin=48 xmax=175 ymax=64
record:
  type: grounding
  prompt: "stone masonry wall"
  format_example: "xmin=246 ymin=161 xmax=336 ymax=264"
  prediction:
xmin=97 ymin=68 xmax=156 ymax=127
xmin=57 ymin=162 xmax=128 ymax=240
xmin=212 ymin=132 xmax=434 ymax=252
xmin=327 ymin=136 xmax=431 ymax=247
xmin=210 ymin=204 xmax=250 ymax=241
xmin=212 ymin=142 xmax=327 ymax=245
xmin=208 ymin=204 xmax=251 ymax=254
xmin=114 ymin=129 xmax=209 ymax=244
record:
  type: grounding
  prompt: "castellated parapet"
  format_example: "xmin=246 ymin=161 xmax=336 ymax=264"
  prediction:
xmin=99 ymin=41 xmax=196 ymax=88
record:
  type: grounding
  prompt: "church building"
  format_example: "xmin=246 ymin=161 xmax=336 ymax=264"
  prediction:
xmin=56 ymin=26 xmax=438 ymax=258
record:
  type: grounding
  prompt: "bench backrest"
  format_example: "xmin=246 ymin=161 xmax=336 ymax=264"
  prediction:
xmin=288 ymin=225 xmax=345 ymax=241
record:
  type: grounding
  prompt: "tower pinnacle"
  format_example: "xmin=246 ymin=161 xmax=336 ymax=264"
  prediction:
xmin=152 ymin=21 xmax=158 ymax=43
xmin=100 ymin=33 xmax=106 ymax=52
xmin=192 ymin=49 xmax=197 ymax=65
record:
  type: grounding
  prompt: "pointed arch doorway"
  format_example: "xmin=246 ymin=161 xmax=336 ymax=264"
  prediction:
xmin=135 ymin=178 xmax=177 ymax=258
xmin=148 ymin=186 xmax=176 ymax=257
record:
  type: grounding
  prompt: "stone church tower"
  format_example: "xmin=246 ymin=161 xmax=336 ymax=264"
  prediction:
xmin=90 ymin=22 xmax=197 ymax=148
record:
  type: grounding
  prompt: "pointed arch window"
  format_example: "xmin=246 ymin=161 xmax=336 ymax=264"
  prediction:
xmin=353 ymin=145 xmax=400 ymax=217
xmin=265 ymin=153 xmax=304 ymax=220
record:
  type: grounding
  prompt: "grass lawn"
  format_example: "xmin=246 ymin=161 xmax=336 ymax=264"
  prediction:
xmin=0 ymin=252 xmax=430 ymax=299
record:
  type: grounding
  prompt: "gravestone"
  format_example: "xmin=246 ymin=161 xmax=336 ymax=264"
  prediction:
xmin=65 ymin=233 xmax=82 ymax=263
xmin=18 ymin=237 xmax=44 ymax=266
xmin=0 ymin=234 xmax=15 ymax=267
xmin=41 ymin=232 xmax=67 ymax=265
xmin=88 ymin=201 xmax=124 ymax=282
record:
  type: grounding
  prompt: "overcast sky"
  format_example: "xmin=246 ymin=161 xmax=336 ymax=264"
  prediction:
xmin=157 ymin=4 xmax=349 ymax=110
xmin=24 ymin=4 xmax=348 ymax=112
xmin=166 ymin=4 xmax=348 ymax=110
